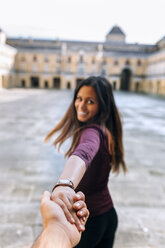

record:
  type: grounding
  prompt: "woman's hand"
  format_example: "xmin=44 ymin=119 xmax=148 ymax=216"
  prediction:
xmin=73 ymin=191 xmax=89 ymax=224
xmin=51 ymin=187 xmax=89 ymax=232
xmin=40 ymin=191 xmax=81 ymax=247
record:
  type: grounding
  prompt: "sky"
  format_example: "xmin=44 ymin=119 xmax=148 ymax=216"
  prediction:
xmin=0 ymin=0 xmax=165 ymax=45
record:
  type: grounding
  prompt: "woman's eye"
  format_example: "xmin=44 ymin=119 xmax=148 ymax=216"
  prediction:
xmin=76 ymin=96 xmax=82 ymax=101
xmin=87 ymin=100 xmax=94 ymax=104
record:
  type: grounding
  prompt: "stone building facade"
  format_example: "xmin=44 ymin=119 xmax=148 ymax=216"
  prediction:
xmin=1 ymin=25 xmax=165 ymax=95
xmin=0 ymin=29 xmax=16 ymax=89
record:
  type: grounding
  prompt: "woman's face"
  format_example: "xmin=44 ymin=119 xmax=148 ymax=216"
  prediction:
xmin=74 ymin=86 xmax=99 ymax=123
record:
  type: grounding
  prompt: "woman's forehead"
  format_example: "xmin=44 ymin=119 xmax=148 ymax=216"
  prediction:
xmin=77 ymin=86 xmax=97 ymax=98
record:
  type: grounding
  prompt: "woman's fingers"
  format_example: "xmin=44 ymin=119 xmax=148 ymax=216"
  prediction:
xmin=73 ymin=200 xmax=86 ymax=210
xmin=73 ymin=199 xmax=89 ymax=232
xmin=50 ymin=188 xmax=88 ymax=232
xmin=73 ymin=191 xmax=85 ymax=202
xmin=51 ymin=189 xmax=76 ymax=224
xmin=73 ymin=200 xmax=89 ymax=219
xmin=72 ymin=211 xmax=85 ymax=232
xmin=77 ymin=207 xmax=89 ymax=219
xmin=73 ymin=206 xmax=89 ymax=232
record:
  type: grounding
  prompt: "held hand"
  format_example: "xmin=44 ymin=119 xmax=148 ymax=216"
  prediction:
xmin=40 ymin=191 xmax=81 ymax=247
xmin=73 ymin=191 xmax=89 ymax=224
xmin=51 ymin=187 xmax=89 ymax=232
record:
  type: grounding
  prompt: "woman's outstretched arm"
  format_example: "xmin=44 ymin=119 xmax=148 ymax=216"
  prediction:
xmin=59 ymin=155 xmax=86 ymax=188
xmin=51 ymin=155 xmax=86 ymax=231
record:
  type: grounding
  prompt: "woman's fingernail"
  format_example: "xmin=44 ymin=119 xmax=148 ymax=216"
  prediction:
xmin=79 ymin=211 xmax=83 ymax=215
xmin=75 ymin=202 xmax=80 ymax=207
xmin=76 ymin=194 xmax=81 ymax=199
xmin=79 ymin=224 xmax=85 ymax=231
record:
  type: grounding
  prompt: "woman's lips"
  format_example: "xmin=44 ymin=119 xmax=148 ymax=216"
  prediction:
xmin=78 ymin=111 xmax=88 ymax=116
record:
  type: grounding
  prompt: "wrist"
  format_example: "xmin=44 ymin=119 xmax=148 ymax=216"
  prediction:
xmin=52 ymin=179 xmax=74 ymax=192
xmin=43 ymin=223 xmax=72 ymax=248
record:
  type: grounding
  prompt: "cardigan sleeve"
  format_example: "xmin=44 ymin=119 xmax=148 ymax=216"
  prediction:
xmin=71 ymin=127 xmax=101 ymax=169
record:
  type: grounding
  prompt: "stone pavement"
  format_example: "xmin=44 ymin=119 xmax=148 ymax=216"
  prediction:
xmin=0 ymin=89 xmax=165 ymax=248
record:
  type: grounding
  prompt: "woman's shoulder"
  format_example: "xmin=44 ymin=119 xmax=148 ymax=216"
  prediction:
xmin=81 ymin=124 xmax=107 ymax=139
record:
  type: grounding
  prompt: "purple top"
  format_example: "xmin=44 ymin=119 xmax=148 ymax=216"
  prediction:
xmin=71 ymin=124 xmax=113 ymax=217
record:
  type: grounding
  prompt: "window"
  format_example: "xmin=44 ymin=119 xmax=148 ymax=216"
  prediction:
xmin=78 ymin=65 xmax=84 ymax=75
xmin=33 ymin=55 xmax=37 ymax=62
xmin=56 ymin=67 xmax=61 ymax=74
xmin=137 ymin=60 xmax=142 ymax=66
xmin=79 ymin=55 xmax=84 ymax=64
xmin=56 ymin=56 xmax=61 ymax=63
xmin=101 ymin=69 xmax=106 ymax=75
xmin=67 ymin=57 xmax=71 ymax=63
xmin=44 ymin=56 xmax=49 ymax=62
xmin=125 ymin=60 xmax=130 ymax=66
xmin=102 ymin=59 xmax=107 ymax=65
xmin=114 ymin=60 xmax=118 ymax=66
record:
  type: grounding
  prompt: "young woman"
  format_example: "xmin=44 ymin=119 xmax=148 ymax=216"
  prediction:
xmin=45 ymin=76 xmax=127 ymax=248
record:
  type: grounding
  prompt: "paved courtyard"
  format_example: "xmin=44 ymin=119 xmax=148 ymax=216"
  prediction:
xmin=0 ymin=88 xmax=165 ymax=248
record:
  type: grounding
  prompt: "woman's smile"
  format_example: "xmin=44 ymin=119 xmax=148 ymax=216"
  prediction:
xmin=78 ymin=111 xmax=88 ymax=116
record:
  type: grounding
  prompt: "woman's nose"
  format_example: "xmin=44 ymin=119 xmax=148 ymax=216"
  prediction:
xmin=79 ymin=101 xmax=86 ymax=110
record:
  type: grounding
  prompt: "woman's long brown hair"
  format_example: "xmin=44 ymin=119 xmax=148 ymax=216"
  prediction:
xmin=44 ymin=76 xmax=127 ymax=174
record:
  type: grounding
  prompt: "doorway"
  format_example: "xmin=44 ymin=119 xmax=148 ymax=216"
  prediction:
xmin=53 ymin=77 xmax=61 ymax=88
xmin=21 ymin=80 xmax=26 ymax=87
xmin=67 ymin=82 xmax=71 ymax=89
xmin=31 ymin=77 xmax=39 ymax=88
xmin=120 ymin=69 xmax=131 ymax=91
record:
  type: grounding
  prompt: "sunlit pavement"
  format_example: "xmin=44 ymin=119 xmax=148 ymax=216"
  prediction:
xmin=0 ymin=89 xmax=165 ymax=248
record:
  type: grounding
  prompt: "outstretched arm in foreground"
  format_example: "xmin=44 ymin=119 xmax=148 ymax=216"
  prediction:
xmin=32 ymin=191 xmax=89 ymax=248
